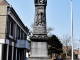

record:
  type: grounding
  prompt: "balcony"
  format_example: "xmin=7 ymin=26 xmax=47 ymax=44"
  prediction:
xmin=16 ymin=39 xmax=30 ymax=49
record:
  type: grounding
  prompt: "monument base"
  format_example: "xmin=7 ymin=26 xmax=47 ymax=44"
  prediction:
xmin=28 ymin=57 xmax=50 ymax=60
xmin=28 ymin=37 xmax=50 ymax=60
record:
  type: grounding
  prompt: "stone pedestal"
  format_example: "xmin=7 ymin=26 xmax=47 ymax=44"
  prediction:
xmin=28 ymin=41 xmax=50 ymax=60
xmin=28 ymin=35 xmax=50 ymax=60
xmin=31 ymin=42 xmax=48 ymax=57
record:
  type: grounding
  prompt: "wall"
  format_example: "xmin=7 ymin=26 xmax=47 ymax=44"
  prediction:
xmin=0 ymin=5 xmax=7 ymax=39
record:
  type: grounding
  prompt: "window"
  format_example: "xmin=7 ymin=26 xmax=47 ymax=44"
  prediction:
xmin=9 ymin=21 xmax=13 ymax=37
xmin=24 ymin=34 xmax=26 ymax=40
xmin=21 ymin=30 xmax=23 ymax=39
xmin=17 ymin=27 xmax=20 ymax=39
xmin=23 ymin=32 xmax=26 ymax=40
xmin=11 ymin=22 xmax=13 ymax=36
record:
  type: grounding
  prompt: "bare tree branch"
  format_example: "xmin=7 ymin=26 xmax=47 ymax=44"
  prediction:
xmin=46 ymin=27 xmax=54 ymax=33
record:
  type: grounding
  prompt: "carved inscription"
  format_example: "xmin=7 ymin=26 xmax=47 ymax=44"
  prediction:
xmin=33 ymin=26 xmax=46 ymax=34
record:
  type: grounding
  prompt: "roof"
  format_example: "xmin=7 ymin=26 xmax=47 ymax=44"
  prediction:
xmin=8 ymin=6 xmax=28 ymax=33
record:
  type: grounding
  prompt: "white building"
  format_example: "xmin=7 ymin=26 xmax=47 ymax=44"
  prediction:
xmin=0 ymin=0 xmax=30 ymax=60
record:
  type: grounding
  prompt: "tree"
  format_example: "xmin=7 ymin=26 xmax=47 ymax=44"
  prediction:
xmin=60 ymin=53 xmax=66 ymax=59
xmin=60 ymin=34 xmax=77 ymax=59
xmin=48 ymin=34 xmax=63 ymax=58
xmin=60 ymin=34 xmax=71 ymax=47
xmin=60 ymin=34 xmax=71 ymax=59
xmin=67 ymin=49 xmax=71 ymax=57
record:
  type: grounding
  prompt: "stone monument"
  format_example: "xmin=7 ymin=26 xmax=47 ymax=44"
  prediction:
xmin=28 ymin=0 xmax=49 ymax=60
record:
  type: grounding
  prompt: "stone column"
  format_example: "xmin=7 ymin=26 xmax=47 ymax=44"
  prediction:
xmin=12 ymin=46 xmax=14 ymax=60
xmin=6 ymin=45 xmax=9 ymax=60
xmin=15 ymin=24 xmax=17 ymax=40
xmin=0 ymin=44 xmax=2 ymax=60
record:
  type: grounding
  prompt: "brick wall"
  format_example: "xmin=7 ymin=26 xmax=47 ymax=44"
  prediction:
xmin=0 ymin=5 xmax=7 ymax=39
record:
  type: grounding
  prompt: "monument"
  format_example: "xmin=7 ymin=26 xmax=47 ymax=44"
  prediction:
xmin=28 ymin=0 xmax=49 ymax=60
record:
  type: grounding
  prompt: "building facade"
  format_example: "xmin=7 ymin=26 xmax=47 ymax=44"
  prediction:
xmin=0 ymin=0 xmax=30 ymax=60
xmin=73 ymin=50 xmax=79 ymax=54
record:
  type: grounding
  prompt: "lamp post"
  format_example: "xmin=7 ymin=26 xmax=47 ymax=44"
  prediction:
xmin=71 ymin=0 xmax=73 ymax=60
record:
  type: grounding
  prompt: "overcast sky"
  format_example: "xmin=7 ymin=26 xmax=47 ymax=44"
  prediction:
xmin=6 ymin=0 xmax=80 ymax=49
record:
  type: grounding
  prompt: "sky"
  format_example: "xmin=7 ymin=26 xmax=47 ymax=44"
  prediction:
xmin=6 ymin=0 xmax=80 ymax=49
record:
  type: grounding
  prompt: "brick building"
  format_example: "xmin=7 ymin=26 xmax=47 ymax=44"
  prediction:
xmin=0 ymin=0 xmax=30 ymax=60
xmin=73 ymin=50 xmax=79 ymax=54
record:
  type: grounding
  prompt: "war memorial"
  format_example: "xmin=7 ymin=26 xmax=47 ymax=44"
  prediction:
xmin=28 ymin=0 xmax=50 ymax=60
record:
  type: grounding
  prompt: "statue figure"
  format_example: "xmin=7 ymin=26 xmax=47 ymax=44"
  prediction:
xmin=36 ymin=11 xmax=45 ymax=26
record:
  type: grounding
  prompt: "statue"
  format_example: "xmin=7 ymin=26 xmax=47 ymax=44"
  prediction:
xmin=36 ymin=11 xmax=45 ymax=26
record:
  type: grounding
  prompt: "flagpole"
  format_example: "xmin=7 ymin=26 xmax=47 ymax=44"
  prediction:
xmin=71 ymin=0 xmax=73 ymax=60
